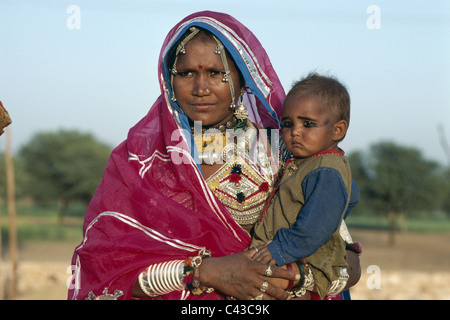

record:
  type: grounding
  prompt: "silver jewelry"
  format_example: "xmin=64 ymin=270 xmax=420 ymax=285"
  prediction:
xmin=253 ymin=246 xmax=259 ymax=252
xmin=138 ymin=260 xmax=185 ymax=297
xmin=222 ymin=143 xmax=237 ymax=163
xmin=327 ymin=267 xmax=349 ymax=296
xmin=291 ymin=286 xmax=306 ymax=298
xmin=212 ymin=36 xmax=236 ymax=110
xmin=193 ymin=116 xmax=255 ymax=166
xmin=196 ymin=131 xmax=251 ymax=166
xmin=264 ymin=265 xmax=273 ymax=277
xmin=288 ymin=263 xmax=315 ymax=298
xmin=260 ymin=280 xmax=269 ymax=293
xmin=234 ymin=103 xmax=248 ymax=121
xmin=252 ymin=293 xmax=264 ymax=300
xmin=170 ymin=27 xmax=201 ymax=102
xmin=234 ymin=89 xmax=248 ymax=121
xmin=199 ymin=149 xmax=222 ymax=165
xmin=191 ymin=116 xmax=238 ymax=134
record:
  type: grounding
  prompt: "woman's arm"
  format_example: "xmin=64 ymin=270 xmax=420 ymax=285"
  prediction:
xmin=132 ymin=251 xmax=300 ymax=300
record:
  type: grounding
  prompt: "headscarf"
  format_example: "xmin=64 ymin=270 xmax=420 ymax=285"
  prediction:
xmin=68 ymin=11 xmax=285 ymax=300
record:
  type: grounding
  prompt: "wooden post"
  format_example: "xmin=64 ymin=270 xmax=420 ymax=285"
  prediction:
xmin=437 ymin=124 xmax=450 ymax=165
xmin=0 ymin=100 xmax=12 ymax=300
xmin=5 ymin=127 xmax=18 ymax=299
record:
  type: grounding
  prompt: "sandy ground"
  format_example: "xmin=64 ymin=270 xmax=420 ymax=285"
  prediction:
xmin=349 ymin=230 xmax=450 ymax=300
xmin=1 ymin=229 xmax=449 ymax=300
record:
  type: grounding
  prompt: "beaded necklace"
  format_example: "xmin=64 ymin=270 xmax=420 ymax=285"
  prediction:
xmin=191 ymin=117 xmax=251 ymax=165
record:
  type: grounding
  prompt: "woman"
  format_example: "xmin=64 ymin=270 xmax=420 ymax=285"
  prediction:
xmin=68 ymin=11 xmax=296 ymax=301
xmin=68 ymin=11 xmax=358 ymax=300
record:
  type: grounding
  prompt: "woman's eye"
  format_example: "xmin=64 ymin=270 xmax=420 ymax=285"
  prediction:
xmin=178 ymin=71 xmax=194 ymax=77
xmin=209 ymin=70 xmax=225 ymax=77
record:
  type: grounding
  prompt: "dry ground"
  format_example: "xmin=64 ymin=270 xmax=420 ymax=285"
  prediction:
xmin=350 ymin=229 xmax=450 ymax=299
xmin=1 ymin=229 xmax=449 ymax=300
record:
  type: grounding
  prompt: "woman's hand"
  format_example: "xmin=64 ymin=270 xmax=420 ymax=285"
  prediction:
xmin=199 ymin=251 xmax=299 ymax=300
xmin=249 ymin=243 xmax=293 ymax=293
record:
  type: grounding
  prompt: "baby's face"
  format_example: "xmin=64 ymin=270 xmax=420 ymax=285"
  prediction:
xmin=281 ymin=94 xmax=339 ymax=158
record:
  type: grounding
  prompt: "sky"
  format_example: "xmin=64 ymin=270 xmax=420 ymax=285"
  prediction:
xmin=1 ymin=0 xmax=450 ymax=166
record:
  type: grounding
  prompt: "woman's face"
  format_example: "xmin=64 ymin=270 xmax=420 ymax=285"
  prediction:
xmin=172 ymin=35 xmax=242 ymax=127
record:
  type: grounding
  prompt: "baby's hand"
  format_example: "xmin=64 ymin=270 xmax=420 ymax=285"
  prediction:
xmin=251 ymin=242 xmax=275 ymax=265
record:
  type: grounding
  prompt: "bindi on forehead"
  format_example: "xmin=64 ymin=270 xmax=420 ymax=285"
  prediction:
xmin=198 ymin=64 xmax=203 ymax=69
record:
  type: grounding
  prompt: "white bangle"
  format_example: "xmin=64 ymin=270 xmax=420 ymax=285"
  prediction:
xmin=138 ymin=260 xmax=185 ymax=297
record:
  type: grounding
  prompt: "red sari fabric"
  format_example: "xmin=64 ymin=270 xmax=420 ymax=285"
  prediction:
xmin=68 ymin=11 xmax=285 ymax=300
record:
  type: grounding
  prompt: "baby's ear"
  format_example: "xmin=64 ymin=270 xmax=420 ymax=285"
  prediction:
xmin=333 ymin=120 xmax=348 ymax=142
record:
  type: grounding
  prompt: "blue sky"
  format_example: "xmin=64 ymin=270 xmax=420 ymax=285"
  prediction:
xmin=1 ymin=0 xmax=450 ymax=165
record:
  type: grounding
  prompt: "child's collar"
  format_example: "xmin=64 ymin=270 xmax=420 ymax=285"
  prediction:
xmin=286 ymin=147 xmax=345 ymax=166
xmin=311 ymin=147 xmax=345 ymax=158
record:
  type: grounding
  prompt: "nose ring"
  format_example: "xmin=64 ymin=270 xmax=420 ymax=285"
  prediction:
xmin=205 ymin=88 xmax=211 ymax=93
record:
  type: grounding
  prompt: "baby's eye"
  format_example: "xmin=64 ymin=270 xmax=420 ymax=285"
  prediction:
xmin=281 ymin=121 xmax=293 ymax=128
xmin=303 ymin=121 xmax=317 ymax=128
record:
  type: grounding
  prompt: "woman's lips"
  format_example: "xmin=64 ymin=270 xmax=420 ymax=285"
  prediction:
xmin=192 ymin=103 xmax=215 ymax=112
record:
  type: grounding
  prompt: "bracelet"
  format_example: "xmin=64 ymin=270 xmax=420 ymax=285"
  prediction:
xmin=327 ymin=267 xmax=349 ymax=296
xmin=288 ymin=259 xmax=314 ymax=298
xmin=183 ymin=248 xmax=214 ymax=295
xmin=286 ymin=263 xmax=295 ymax=290
xmin=138 ymin=260 xmax=185 ymax=297
xmin=138 ymin=249 xmax=214 ymax=298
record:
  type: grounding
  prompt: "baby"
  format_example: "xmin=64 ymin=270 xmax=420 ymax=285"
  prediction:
xmin=251 ymin=73 xmax=360 ymax=299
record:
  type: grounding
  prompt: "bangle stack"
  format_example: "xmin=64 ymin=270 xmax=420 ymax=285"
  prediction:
xmin=286 ymin=261 xmax=349 ymax=298
xmin=183 ymin=248 xmax=214 ymax=295
xmin=287 ymin=259 xmax=314 ymax=298
xmin=138 ymin=249 xmax=213 ymax=298
xmin=138 ymin=260 xmax=185 ymax=297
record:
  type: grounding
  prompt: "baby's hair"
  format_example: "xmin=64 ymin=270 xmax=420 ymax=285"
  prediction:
xmin=287 ymin=72 xmax=350 ymax=126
